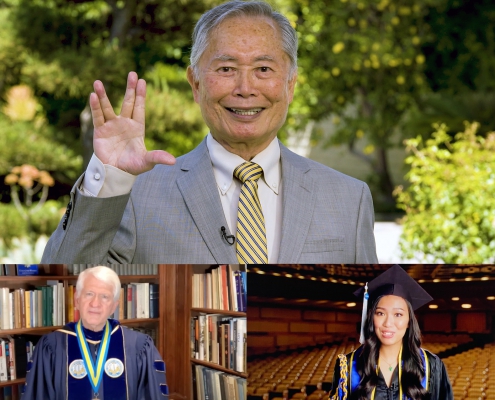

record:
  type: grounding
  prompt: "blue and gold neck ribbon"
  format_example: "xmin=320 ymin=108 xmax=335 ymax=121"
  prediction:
xmin=336 ymin=346 xmax=429 ymax=400
xmin=76 ymin=320 xmax=111 ymax=395
xmin=372 ymin=346 xmax=429 ymax=400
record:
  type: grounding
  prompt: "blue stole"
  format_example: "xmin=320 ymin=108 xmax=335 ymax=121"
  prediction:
xmin=347 ymin=346 xmax=429 ymax=399
xmin=59 ymin=319 xmax=128 ymax=400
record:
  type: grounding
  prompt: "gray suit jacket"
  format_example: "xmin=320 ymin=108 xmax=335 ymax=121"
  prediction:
xmin=41 ymin=139 xmax=377 ymax=263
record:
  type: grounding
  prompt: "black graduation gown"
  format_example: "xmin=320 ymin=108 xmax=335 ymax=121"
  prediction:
xmin=22 ymin=320 xmax=169 ymax=400
xmin=329 ymin=349 xmax=453 ymax=400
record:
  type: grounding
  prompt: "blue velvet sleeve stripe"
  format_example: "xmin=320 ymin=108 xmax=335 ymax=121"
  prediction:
xmin=154 ymin=360 xmax=166 ymax=372
xmin=160 ymin=383 xmax=169 ymax=395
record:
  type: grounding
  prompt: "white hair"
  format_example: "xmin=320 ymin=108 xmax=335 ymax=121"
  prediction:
xmin=190 ymin=0 xmax=298 ymax=80
xmin=76 ymin=266 xmax=121 ymax=302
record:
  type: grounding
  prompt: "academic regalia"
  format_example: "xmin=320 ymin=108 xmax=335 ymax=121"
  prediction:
xmin=329 ymin=348 xmax=454 ymax=400
xmin=22 ymin=319 xmax=168 ymax=400
xmin=329 ymin=265 xmax=454 ymax=400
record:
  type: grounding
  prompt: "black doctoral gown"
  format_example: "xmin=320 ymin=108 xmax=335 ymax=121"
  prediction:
xmin=22 ymin=319 xmax=168 ymax=400
xmin=329 ymin=348 xmax=453 ymax=400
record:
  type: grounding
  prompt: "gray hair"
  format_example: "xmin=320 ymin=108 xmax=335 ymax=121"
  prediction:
xmin=190 ymin=0 xmax=298 ymax=79
xmin=76 ymin=266 xmax=121 ymax=302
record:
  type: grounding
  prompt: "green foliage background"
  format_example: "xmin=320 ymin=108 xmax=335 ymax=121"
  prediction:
xmin=395 ymin=123 xmax=495 ymax=263
xmin=0 ymin=0 xmax=494 ymax=262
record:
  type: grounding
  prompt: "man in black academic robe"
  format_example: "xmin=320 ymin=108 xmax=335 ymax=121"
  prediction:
xmin=22 ymin=267 xmax=168 ymax=400
xmin=23 ymin=319 xmax=168 ymax=400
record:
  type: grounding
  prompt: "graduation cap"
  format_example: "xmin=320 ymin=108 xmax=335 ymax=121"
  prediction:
xmin=354 ymin=265 xmax=433 ymax=344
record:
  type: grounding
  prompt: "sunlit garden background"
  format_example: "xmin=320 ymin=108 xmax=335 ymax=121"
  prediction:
xmin=0 ymin=0 xmax=494 ymax=262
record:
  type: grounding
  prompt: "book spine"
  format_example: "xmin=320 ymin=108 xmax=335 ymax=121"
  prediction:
xmin=73 ymin=287 xmax=80 ymax=322
xmin=0 ymin=340 xmax=7 ymax=382
xmin=228 ymin=265 xmax=237 ymax=312
xmin=24 ymin=291 xmax=31 ymax=329
xmin=127 ymin=285 xmax=133 ymax=319
xmin=144 ymin=283 xmax=149 ymax=319
xmin=13 ymin=290 xmax=20 ymax=329
xmin=14 ymin=336 xmax=27 ymax=379
xmin=19 ymin=289 xmax=25 ymax=329
xmin=149 ymin=284 xmax=159 ymax=319
xmin=7 ymin=339 xmax=15 ymax=380
xmin=239 ymin=272 xmax=247 ymax=313
xmin=68 ymin=286 xmax=74 ymax=322
xmin=119 ymin=287 xmax=125 ymax=320
xmin=221 ymin=266 xmax=229 ymax=311
xmin=47 ymin=286 xmax=53 ymax=326
xmin=198 ymin=315 xmax=205 ymax=361
xmin=59 ymin=282 xmax=65 ymax=326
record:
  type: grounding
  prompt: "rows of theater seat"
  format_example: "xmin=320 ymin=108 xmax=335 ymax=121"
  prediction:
xmin=247 ymin=339 xmax=357 ymax=400
xmin=247 ymin=334 xmax=494 ymax=400
xmin=446 ymin=343 xmax=495 ymax=400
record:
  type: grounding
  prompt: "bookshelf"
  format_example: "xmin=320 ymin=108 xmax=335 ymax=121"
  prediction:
xmin=0 ymin=264 xmax=244 ymax=399
xmin=0 ymin=264 xmax=165 ymax=398
xmin=190 ymin=265 xmax=247 ymax=400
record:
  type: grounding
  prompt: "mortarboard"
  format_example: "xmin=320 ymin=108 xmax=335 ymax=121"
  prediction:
xmin=354 ymin=265 xmax=433 ymax=343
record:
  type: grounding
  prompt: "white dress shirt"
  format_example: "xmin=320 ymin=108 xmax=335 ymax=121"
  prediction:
xmin=81 ymin=133 xmax=282 ymax=262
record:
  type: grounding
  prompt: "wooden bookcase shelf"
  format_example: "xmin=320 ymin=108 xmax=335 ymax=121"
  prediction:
xmin=188 ymin=265 xmax=247 ymax=400
xmin=0 ymin=378 xmax=25 ymax=388
xmin=0 ymin=325 xmax=65 ymax=335
xmin=191 ymin=308 xmax=246 ymax=317
xmin=191 ymin=359 xmax=248 ymax=378
xmin=0 ymin=264 xmax=167 ymax=396
xmin=0 ymin=264 xmax=245 ymax=399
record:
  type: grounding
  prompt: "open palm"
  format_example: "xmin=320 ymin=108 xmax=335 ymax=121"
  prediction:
xmin=90 ymin=71 xmax=176 ymax=175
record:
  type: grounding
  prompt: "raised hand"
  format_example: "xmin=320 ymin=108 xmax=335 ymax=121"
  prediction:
xmin=90 ymin=71 xmax=176 ymax=175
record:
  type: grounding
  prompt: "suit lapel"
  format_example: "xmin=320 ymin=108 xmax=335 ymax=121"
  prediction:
xmin=278 ymin=144 xmax=317 ymax=263
xmin=176 ymin=140 xmax=237 ymax=263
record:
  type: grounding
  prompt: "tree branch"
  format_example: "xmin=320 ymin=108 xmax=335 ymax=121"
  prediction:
xmin=348 ymin=138 xmax=374 ymax=166
xmin=31 ymin=185 xmax=49 ymax=214
xmin=10 ymin=187 xmax=28 ymax=220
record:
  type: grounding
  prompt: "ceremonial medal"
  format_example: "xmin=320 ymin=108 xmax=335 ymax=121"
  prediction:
xmin=76 ymin=321 xmax=111 ymax=399
xmin=105 ymin=358 xmax=124 ymax=378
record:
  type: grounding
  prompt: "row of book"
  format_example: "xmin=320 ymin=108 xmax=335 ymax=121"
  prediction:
xmin=0 ymin=265 xmax=38 ymax=276
xmin=0 ymin=336 xmax=33 ymax=382
xmin=0 ymin=282 xmax=159 ymax=330
xmin=0 ymin=265 xmax=159 ymax=276
xmin=0 ymin=283 xmax=65 ymax=330
xmin=191 ymin=315 xmax=246 ymax=373
xmin=192 ymin=266 xmax=247 ymax=312
xmin=67 ymin=264 xmax=159 ymax=275
xmin=0 ymin=385 xmax=23 ymax=400
xmin=108 ymin=283 xmax=159 ymax=320
xmin=193 ymin=365 xmax=246 ymax=400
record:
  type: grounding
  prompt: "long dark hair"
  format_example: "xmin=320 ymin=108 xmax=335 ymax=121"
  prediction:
xmin=351 ymin=296 xmax=429 ymax=400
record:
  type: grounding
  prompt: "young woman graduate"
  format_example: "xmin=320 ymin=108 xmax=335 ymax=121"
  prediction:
xmin=330 ymin=265 xmax=453 ymax=400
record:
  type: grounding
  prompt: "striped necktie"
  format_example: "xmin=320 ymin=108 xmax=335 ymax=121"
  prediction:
xmin=234 ymin=162 xmax=268 ymax=264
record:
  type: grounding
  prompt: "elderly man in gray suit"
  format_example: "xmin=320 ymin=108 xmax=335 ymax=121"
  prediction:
xmin=42 ymin=0 xmax=378 ymax=264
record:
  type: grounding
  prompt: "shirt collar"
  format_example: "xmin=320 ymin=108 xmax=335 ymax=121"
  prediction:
xmin=206 ymin=133 xmax=281 ymax=195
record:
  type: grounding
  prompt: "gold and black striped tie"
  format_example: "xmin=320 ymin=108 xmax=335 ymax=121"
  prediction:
xmin=234 ymin=162 xmax=268 ymax=264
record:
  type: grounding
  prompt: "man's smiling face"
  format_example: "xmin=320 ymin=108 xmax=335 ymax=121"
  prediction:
xmin=187 ymin=15 xmax=296 ymax=160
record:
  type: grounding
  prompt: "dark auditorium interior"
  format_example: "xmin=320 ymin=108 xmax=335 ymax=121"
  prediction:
xmin=246 ymin=265 xmax=495 ymax=400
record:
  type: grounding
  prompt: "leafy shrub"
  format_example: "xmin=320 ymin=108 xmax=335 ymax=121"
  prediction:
xmin=0 ymin=203 xmax=27 ymax=248
xmin=395 ymin=122 xmax=495 ymax=263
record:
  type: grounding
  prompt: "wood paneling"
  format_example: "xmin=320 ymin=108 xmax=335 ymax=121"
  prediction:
xmin=456 ymin=312 xmax=487 ymax=333
xmin=160 ymin=265 xmax=192 ymax=400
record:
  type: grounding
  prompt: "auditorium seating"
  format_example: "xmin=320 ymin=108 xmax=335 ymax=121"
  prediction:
xmin=248 ymin=335 xmax=494 ymax=400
